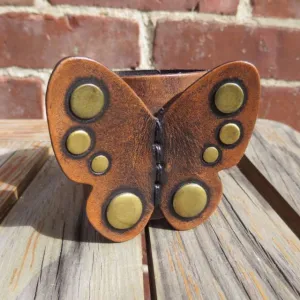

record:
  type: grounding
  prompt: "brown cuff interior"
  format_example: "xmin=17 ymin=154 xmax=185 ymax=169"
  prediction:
xmin=116 ymin=70 xmax=207 ymax=114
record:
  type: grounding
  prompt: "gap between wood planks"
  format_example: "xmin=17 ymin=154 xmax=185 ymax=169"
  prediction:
xmin=1 ymin=120 xmax=299 ymax=299
xmin=145 ymin=168 xmax=297 ymax=299
xmin=238 ymin=155 xmax=300 ymax=239
xmin=143 ymin=120 xmax=300 ymax=299
xmin=0 ymin=141 xmax=51 ymax=222
xmin=144 ymin=225 xmax=158 ymax=300
xmin=238 ymin=120 xmax=300 ymax=240
xmin=144 ymin=165 xmax=300 ymax=300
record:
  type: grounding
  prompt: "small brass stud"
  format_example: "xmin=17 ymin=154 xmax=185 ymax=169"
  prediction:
xmin=66 ymin=130 xmax=91 ymax=155
xmin=203 ymin=146 xmax=219 ymax=164
xmin=70 ymin=84 xmax=105 ymax=119
xmin=215 ymin=83 xmax=244 ymax=114
xmin=219 ymin=123 xmax=241 ymax=145
xmin=91 ymin=155 xmax=110 ymax=174
xmin=106 ymin=192 xmax=143 ymax=230
xmin=173 ymin=183 xmax=207 ymax=218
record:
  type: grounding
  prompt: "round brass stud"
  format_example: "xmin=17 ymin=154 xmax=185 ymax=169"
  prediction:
xmin=219 ymin=123 xmax=241 ymax=145
xmin=70 ymin=84 xmax=105 ymax=119
xmin=66 ymin=130 xmax=91 ymax=155
xmin=106 ymin=192 xmax=143 ymax=230
xmin=91 ymin=154 xmax=110 ymax=174
xmin=173 ymin=183 xmax=207 ymax=218
xmin=215 ymin=83 xmax=244 ymax=114
xmin=203 ymin=146 xmax=219 ymax=164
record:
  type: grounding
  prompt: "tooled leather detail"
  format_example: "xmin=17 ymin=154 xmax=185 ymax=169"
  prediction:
xmin=153 ymin=109 xmax=164 ymax=207
xmin=47 ymin=57 xmax=260 ymax=242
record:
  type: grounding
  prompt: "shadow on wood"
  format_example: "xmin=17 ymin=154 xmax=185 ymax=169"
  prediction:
xmin=0 ymin=145 xmax=49 ymax=221
xmin=0 ymin=150 xmax=113 ymax=244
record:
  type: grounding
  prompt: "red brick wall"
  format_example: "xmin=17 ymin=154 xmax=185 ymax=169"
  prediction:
xmin=0 ymin=0 xmax=299 ymax=132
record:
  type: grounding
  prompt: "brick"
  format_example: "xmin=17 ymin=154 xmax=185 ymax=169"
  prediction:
xmin=0 ymin=77 xmax=43 ymax=119
xmin=259 ymin=86 xmax=300 ymax=132
xmin=153 ymin=20 xmax=300 ymax=81
xmin=197 ymin=0 xmax=239 ymax=14
xmin=252 ymin=0 xmax=300 ymax=19
xmin=0 ymin=0 xmax=33 ymax=5
xmin=0 ymin=13 xmax=140 ymax=69
xmin=49 ymin=0 xmax=239 ymax=14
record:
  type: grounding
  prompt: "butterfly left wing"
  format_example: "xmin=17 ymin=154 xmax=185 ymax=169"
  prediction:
xmin=159 ymin=61 xmax=260 ymax=230
xmin=47 ymin=57 xmax=156 ymax=242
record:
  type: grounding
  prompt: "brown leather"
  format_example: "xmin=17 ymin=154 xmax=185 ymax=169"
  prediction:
xmin=46 ymin=57 xmax=260 ymax=242
xmin=121 ymin=70 xmax=207 ymax=114
xmin=160 ymin=62 xmax=260 ymax=230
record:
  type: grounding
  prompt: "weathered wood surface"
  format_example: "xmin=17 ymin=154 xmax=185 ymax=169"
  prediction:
xmin=241 ymin=120 xmax=300 ymax=230
xmin=0 ymin=157 xmax=144 ymax=299
xmin=0 ymin=120 xmax=49 ymax=141
xmin=148 ymin=167 xmax=300 ymax=300
xmin=0 ymin=140 xmax=50 ymax=220
xmin=148 ymin=120 xmax=300 ymax=300
xmin=0 ymin=119 xmax=300 ymax=300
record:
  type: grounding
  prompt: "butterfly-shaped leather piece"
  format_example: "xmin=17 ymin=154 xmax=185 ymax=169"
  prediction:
xmin=46 ymin=57 xmax=260 ymax=242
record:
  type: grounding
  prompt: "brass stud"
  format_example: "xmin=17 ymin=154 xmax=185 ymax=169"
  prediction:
xmin=66 ymin=130 xmax=91 ymax=155
xmin=91 ymin=154 xmax=110 ymax=174
xmin=219 ymin=123 xmax=241 ymax=145
xmin=106 ymin=192 xmax=143 ymax=230
xmin=70 ymin=84 xmax=105 ymax=119
xmin=215 ymin=83 xmax=244 ymax=114
xmin=203 ymin=146 xmax=219 ymax=164
xmin=173 ymin=183 xmax=207 ymax=218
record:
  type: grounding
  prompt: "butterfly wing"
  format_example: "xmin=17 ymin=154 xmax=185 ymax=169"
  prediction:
xmin=46 ymin=57 xmax=156 ymax=242
xmin=159 ymin=61 xmax=260 ymax=230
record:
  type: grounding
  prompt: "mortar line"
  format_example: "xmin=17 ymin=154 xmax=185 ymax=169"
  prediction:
xmin=261 ymin=79 xmax=300 ymax=88
xmin=0 ymin=5 xmax=299 ymax=30
xmin=138 ymin=13 xmax=155 ymax=69
xmin=236 ymin=0 xmax=253 ymax=22
xmin=0 ymin=68 xmax=300 ymax=87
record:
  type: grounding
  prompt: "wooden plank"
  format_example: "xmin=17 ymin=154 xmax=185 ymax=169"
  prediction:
xmin=0 ymin=140 xmax=28 ymax=167
xmin=0 ymin=140 xmax=47 ymax=168
xmin=147 ymin=167 xmax=300 ymax=300
xmin=240 ymin=120 xmax=300 ymax=236
xmin=0 ymin=120 xmax=49 ymax=141
xmin=0 ymin=157 xmax=144 ymax=299
xmin=0 ymin=140 xmax=50 ymax=220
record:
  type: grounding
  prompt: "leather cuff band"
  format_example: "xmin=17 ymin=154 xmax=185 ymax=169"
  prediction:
xmin=117 ymin=70 xmax=207 ymax=114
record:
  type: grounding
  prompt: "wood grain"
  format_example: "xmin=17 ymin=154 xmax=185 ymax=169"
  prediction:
xmin=0 ymin=140 xmax=50 ymax=220
xmin=240 ymin=119 xmax=300 ymax=237
xmin=0 ymin=120 xmax=49 ymax=141
xmin=0 ymin=157 xmax=144 ymax=299
xmin=0 ymin=140 xmax=26 ymax=167
xmin=0 ymin=118 xmax=299 ymax=299
xmin=148 ymin=167 xmax=300 ymax=299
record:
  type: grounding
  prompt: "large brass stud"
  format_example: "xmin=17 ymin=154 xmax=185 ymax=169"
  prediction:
xmin=106 ymin=192 xmax=143 ymax=230
xmin=66 ymin=130 xmax=91 ymax=155
xmin=215 ymin=83 xmax=244 ymax=114
xmin=203 ymin=146 xmax=219 ymax=164
xmin=70 ymin=84 xmax=105 ymax=119
xmin=91 ymin=154 xmax=110 ymax=174
xmin=219 ymin=123 xmax=241 ymax=145
xmin=173 ymin=183 xmax=207 ymax=218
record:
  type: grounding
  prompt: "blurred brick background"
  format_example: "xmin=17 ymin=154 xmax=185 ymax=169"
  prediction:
xmin=0 ymin=0 xmax=299 ymax=131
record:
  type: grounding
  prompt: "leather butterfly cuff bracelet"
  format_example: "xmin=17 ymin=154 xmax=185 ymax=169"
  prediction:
xmin=46 ymin=57 xmax=260 ymax=242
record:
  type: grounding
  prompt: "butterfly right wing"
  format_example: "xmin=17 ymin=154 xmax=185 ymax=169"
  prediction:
xmin=159 ymin=61 xmax=260 ymax=230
